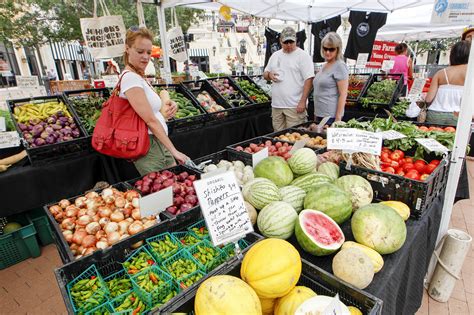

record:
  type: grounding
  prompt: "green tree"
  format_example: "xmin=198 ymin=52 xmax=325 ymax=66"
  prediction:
xmin=408 ymin=38 xmax=459 ymax=56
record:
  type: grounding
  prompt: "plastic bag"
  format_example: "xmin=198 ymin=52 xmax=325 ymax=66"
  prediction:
xmin=405 ymin=100 xmax=421 ymax=118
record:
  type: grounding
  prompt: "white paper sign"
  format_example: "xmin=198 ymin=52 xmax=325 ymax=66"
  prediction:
xmin=356 ymin=53 xmax=369 ymax=69
xmin=322 ymin=294 xmax=344 ymax=315
xmin=252 ymin=147 xmax=268 ymax=168
xmin=379 ymin=130 xmax=407 ymax=140
xmin=0 ymin=117 xmax=5 ymax=132
xmin=168 ymin=26 xmax=188 ymax=62
xmin=289 ymin=138 xmax=309 ymax=154
xmin=431 ymin=0 xmax=474 ymax=24
xmin=408 ymin=78 xmax=426 ymax=97
xmin=415 ymin=138 xmax=450 ymax=153
xmin=381 ymin=60 xmax=395 ymax=71
xmin=213 ymin=64 xmax=222 ymax=73
xmin=193 ymin=171 xmax=254 ymax=246
xmin=327 ymin=128 xmax=383 ymax=155
xmin=139 ymin=186 xmax=173 ymax=218
xmin=189 ymin=65 xmax=199 ymax=78
xmin=0 ymin=131 xmax=21 ymax=149
xmin=159 ymin=68 xmax=172 ymax=85
xmin=102 ymin=75 xmax=119 ymax=88
xmin=16 ymin=76 xmax=39 ymax=88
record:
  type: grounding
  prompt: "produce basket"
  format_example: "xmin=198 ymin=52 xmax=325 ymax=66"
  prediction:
xmin=130 ymin=265 xmax=174 ymax=308
xmin=153 ymin=83 xmax=208 ymax=134
xmin=187 ymin=220 xmax=209 ymax=240
xmin=339 ymin=152 xmax=450 ymax=218
xmin=110 ymin=290 xmax=149 ymax=314
xmin=44 ymin=182 xmax=168 ymax=264
xmin=265 ymin=128 xmax=327 ymax=152
xmin=54 ymin=201 xmax=262 ymax=314
xmin=293 ymin=121 xmax=330 ymax=134
xmin=189 ymin=149 xmax=253 ymax=171
xmin=146 ymin=232 xmax=182 ymax=263
xmin=171 ymin=231 xmax=201 ymax=248
xmin=123 ymin=246 xmax=157 ymax=275
xmin=227 ymin=136 xmax=295 ymax=161
xmin=125 ymin=164 xmax=201 ymax=219
xmin=161 ymin=249 xmax=204 ymax=281
xmin=347 ymin=73 xmax=372 ymax=103
xmin=7 ymin=95 xmax=91 ymax=165
xmin=187 ymin=240 xmax=227 ymax=273
xmin=104 ymin=269 xmax=133 ymax=299
xmin=29 ymin=207 xmax=54 ymax=246
xmin=231 ymin=75 xmax=271 ymax=105
xmin=358 ymin=73 xmax=404 ymax=109
xmin=206 ymin=77 xmax=254 ymax=108
xmin=0 ymin=213 xmax=41 ymax=270
xmin=157 ymin=258 xmax=383 ymax=315
xmin=84 ymin=301 xmax=114 ymax=315
xmin=175 ymin=269 xmax=206 ymax=291
xmin=63 ymin=88 xmax=110 ymax=137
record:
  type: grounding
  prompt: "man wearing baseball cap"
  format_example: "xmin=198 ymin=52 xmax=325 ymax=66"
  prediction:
xmin=462 ymin=25 xmax=474 ymax=41
xmin=264 ymin=27 xmax=314 ymax=131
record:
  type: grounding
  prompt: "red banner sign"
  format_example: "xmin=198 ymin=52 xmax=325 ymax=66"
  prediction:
xmin=366 ymin=40 xmax=397 ymax=68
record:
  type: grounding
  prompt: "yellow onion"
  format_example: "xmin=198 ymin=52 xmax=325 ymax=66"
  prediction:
xmin=98 ymin=206 xmax=112 ymax=218
xmin=85 ymin=191 xmax=99 ymax=199
xmin=131 ymin=241 xmax=143 ymax=249
xmin=101 ymin=188 xmax=114 ymax=198
xmin=128 ymin=222 xmax=143 ymax=235
xmin=72 ymin=230 xmax=88 ymax=245
xmin=65 ymin=205 xmax=79 ymax=218
xmin=63 ymin=230 xmax=73 ymax=243
xmin=96 ymin=241 xmax=108 ymax=250
xmin=115 ymin=196 xmax=126 ymax=208
xmin=104 ymin=222 xmax=119 ymax=235
xmin=107 ymin=232 xmax=121 ymax=244
xmin=110 ymin=211 xmax=125 ymax=223
xmin=49 ymin=205 xmax=63 ymax=217
xmin=59 ymin=199 xmax=71 ymax=209
xmin=95 ymin=230 xmax=106 ymax=240
xmin=99 ymin=217 xmax=110 ymax=228
xmin=74 ymin=196 xmax=87 ymax=208
xmin=61 ymin=218 xmax=76 ymax=231
xmin=118 ymin=220 xmax=131 ymax=235
xmin=77 ymin=215 xmax=92 ymax=227
xmin=132 ymin=208 xmax=141 ymax=220
xmin=84 ymin=247 xmax=96 ymax=256
xmin=125 ymin=190 xmax=140 ymax=201
xmin=85 ymin=222 xmax=100 ymax=235
xmin=82 ymin=235 xmax=96 ymax=248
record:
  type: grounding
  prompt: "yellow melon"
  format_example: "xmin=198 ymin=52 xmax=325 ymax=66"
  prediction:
xmin=274 ymin=286 xmax=317 ymax=315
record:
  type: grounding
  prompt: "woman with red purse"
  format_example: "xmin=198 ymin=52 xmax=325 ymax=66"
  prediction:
xmin=119 ymin=27 xmax=189 ymax=175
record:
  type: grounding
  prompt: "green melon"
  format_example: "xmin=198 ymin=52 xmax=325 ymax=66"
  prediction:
xmin=257 ymin=201 xmax=298 ymax=239
xmin=291 ymin=173 xmax=332 ymax=193
xmin=3 ymin=222 xmax=22 ymax=234
xmin=295 ymin=209 xmax=345 ymax=256
xmin=287 ymin=148 xmax=317 ymax=175
xmin=279 ymin=185 xmax=306 ymax=213
xmin=243 ymin=178 xmax=281 ymax=210
xmin=317 ymin=162 xmax=339 ymax=180
xmin=335 ymin=175 xmax=373 ymax=210
xmin=303 ymin=184 xmax=352 ymax=224
xmin=254 ymin=156 xmax=294 ymax=187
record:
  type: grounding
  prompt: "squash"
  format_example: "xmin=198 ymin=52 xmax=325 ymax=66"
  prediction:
xmin=274 ymin=286 xmax=317 ymax=315
xmin=341 ymin=241 xmax=384 ymax=273
xmin=259 ymin=297 xmax=276 ymax=315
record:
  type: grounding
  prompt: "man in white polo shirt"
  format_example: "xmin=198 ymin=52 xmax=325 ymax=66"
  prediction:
xmin=263 ymin=27 xmax=315 ymax=131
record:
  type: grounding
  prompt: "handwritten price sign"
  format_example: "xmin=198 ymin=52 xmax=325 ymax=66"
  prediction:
xmin=327 ymin=128 xmax=383 ymax=155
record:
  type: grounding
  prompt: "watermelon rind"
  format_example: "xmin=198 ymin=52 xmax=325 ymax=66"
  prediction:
xmin=254 ymin=156 xmax=294 ymax=187
xmin=288 ymin=148 xmax=317 ymax=175
xmin=279 ymin=185 xmax=306 ymax=213
xmin=290 ymin=173 xmax=332 ymax=193
xmin=303 ymin=184 xmax=352 ymax=224
xmin=243 ymin=178 xmax=281 ymax=210
xmin=295 ymin=209 xmax=345 ymax=256
xmin=257 ymin=201 xmax=298 ymax=239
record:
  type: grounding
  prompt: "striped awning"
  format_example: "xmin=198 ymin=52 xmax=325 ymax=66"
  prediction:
xmin=51 ymin=42 xmax=94 ymax=62
xmin=188 ymin=48 xmax=209 ymax=57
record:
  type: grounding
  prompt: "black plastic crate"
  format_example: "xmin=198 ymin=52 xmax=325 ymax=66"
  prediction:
xmin=293 ymin=121 xmax=331 ymax=134
xmin=231 ymin=75 xmax=271 ymax=105
xmin=7 ymin=95 xmax=91 ymax=166
xmin=266 ymin=128 xmax=327 ymax=153
xmin=124 ymin=164 xmax=201 ymax=220
xmin=157 ymin=257 xmax=382 ymax=315
xmin=359 ymin=73 xmax=404 ymax=109
xmin=206 ymin=77 xmax=253 ymax=108
xmin=188 ymin=149 xmax=253 ymax=173
xmin=63 ymin=88 xmax=110 ymax=137
xmin=339 ymin=152 xmax=450 ymax=218
xmin=153 ymin=84 xmax=209 ymax=134
xmin=44 ymin=182 xmax=168 ymax=264
xmin=347 ymin=73 xmax=372 ymax=103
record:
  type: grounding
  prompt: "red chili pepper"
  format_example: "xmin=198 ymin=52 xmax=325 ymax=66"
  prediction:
xmin=199 ymin=227 xmax=205 ymax=233
xmin=132 ymin=305 xmax=141 ymax=315
xmin=179 ymin=282 xmax=187 ymax=290
xmin=90 ymin=276 xmax=96 ymax=280
xmin=147 ymin=259 xmax=154 ymax=265
xmin=130 ymin=296 xmax=136 ymax=302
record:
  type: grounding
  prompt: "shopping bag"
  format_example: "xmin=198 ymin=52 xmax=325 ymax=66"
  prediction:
xmin=168 ymin=8 xmax=188 ymax=62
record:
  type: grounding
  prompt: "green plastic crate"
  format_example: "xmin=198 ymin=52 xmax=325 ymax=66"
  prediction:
xmin=187 ymin=220 xmax=209 ymax=240
xmin=146 ymin=232 xmax=182 ymax=263
xmin=29 ymin=208 xmax=54 ymax=246
xmin=104 ymin=269 xmax=132 ymax=299
xmin=130 ymin=265 xmax=174 ymax=308
xmin=171 ymin=231 xmax=201 ymax=247
xmin=175 ymin=269 xmax=206 ymax=292
xmin=84 ymin=301 xmax=114 ymax=315
xmin=122 ymin=247 xmax=156 ymax=276
xmin=162 ymin=249 xmax=202 ymax=281
xmin=188 ymin=240 xmax=225 ymax=273
xmin=111 ymin=290 xmax=148 ymax=314
xmin=0 ymin=213 xmax=41 ymax=270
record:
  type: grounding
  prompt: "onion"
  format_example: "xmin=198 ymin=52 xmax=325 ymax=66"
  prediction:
xmin=125 ymin=190 xmax=140 ymax=201
xmin=77 ymin=215 xmax=92 ymax=227
xmin=98 ymin=206 xmax=112 ymax=218
xmin=96 ymin=241 xmax=108 ymax=250
xmin=126 ymin=217 xmax=134 ymax=223
xmin=92 ymin=214 xmax=100 ymax=222
xmin=85 ymin=191 xmax=99 ymax=199
xmin=95 ymin=230 xmax=106 ymax=240
xmin=86 ymin=198 xmax=100 ymax=211
xmin=112 ymin=189 xmax=124 ymax=198
xmin=70 ymin=243 xmax=78 ymax=255
xmin=119 ymin=234 xmax=130 ymax=241
xmin=118 ymin=220 xmax=131 ymax=235
xmin=78 ymin=208 xmax=87 ymax=217
xmin=63 ymin=230 xmax=73 ymax=243
xmin=104 ymin=222 xmax=119 ymax=235
xmin=122 ymin=208 xmax=132 ymax=217
xmin=75 ymin=196 xmax=87 ymax=208
xmin=82 ymin=235 xmax=96 ymax=248
xmin=131 ymin=241 xmax=144 ymax=249
xmin=85 ymin=222 xmax=100 ymax=235
xmin=104 ymin=195 xmax=115 ymax=205
xmin=86 ymin=209 xmax=97 ymax=217
xmin=65 ymin=205 xmax=79 ymax=218
xmin=49 ymin=205 xmax=63 ymax=217
xmin=99 ymin=217 xmax=111 ymax=228
xmin=84 ymin=247 xmax=96 ymax=256
xmin=54 ymin=212 xmax=64 ymax=222
xmin=101 ymin=188 xmax=113 ymax=198
xmin=107 ymin=231 xmax=121 ymax=244
xmin=132 ymin=197 xmax=140 ymax=208
xmin=115 ymin=196 xmax=126 ymax=208
xmin=132 ymin=208 xmax=141 ymax=220
xmin=72 ymin=230 xmax=88 ymax=245
xmin=110 ymin=211 xmax=125 ymax=223
xmin=143 ymin=220 xmax=156 ymax=230
xmin=61 ymin=218 xmax=76 ymax=230
xmin=128 ymin=222 xmax=144 ymax=235
xmin=59 ymin=199 xmax=71 ymax=209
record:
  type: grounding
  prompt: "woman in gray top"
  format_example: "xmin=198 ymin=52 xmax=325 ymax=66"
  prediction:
xmin=313 ymin=32 xmax=349 ymax=123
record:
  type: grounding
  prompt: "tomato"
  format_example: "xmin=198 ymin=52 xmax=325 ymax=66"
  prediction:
xmin=419 ymin=126 xmax=429 ymax=132
xmin=398 ymin=159 xmax=405 ymax=166
xmin=381 ymin=152 xmax=391 ymax=163
xmin=390 ymin=160 xmax=399 ymax=168
xmin=444 ymin=126 xmax=456 ymax=133
xmin=384 ymin=167 xmax=395 ymax=174
xmin=382 ymin=147 xmax=392 ymax=153
xmin=428 ymin=126 xmax=437 ymax=131
xmin=405 ymin=170 xmax=420 ymax=180
xmin=414 ymin=163 xmax=426 ymax=173
xmin=423 ymin=163 xmax=437 ymax=174
xmin=390 ymin=152 xmax=401 ymax=161
xmin=396 ymin=170 xmax=405 ymax=176
xmin=430 ymin=159 xmax=441 ymax=166
xmin=404 ymin=157 xmax=413 ymax=164
xmin=420 ymin=174 xmax=430 ymax=181
xmin=403 ymin=163 xmax=415 ymax=172
xmin=394 ymin=150 xmax=404 ymax=159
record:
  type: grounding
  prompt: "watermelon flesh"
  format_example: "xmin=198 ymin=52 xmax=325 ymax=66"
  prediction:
xmin=295 ymin=210 xmax=345 ymax=256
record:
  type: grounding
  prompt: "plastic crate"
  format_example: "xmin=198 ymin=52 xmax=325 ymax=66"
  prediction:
xmin=123 ymin=246 xmax=157 ymax=275
xmin=6 ymin=95 xmax=91 ymax=166
xmin=227 ymin=136 xmax=294 ymax=161
xmin=124 ymin=164 xmax=201 ymax=219
xmin=66 ymin=265 xmax=109 ymax=314
xmin=231 ymin=75 xmax=271 ymax=104
xmin=84 ymin=301 xmax=114 ymax=315
xmin=187 ymin=240 xmax=224 ymax=273
xmin=187 ymin=220 xmax=209 ymax=240
xmin=359 ymin=73 xmax=404 ymax=109
xmin=29 ymin=207 xmax=54 ymax=246
xmin=104 ymin=269 xmax=133 ymax=299
xmin=110 ymin=290 xmax=149 ymax=314
xmin=266 ymin=128 xmax=327 ymax=153
xmin=189 ymin=149 xmax=253 ymax=172
xmin=347 ymin=73 xmax=372 ymax=103
xmin=161 ymin=249 xmax=203 ymax=280
xmin=146 ymin=232 xmax=182 ymax=263
xmin=206 ymin=77 xmax=253 ymax=107
xmin=175 ymin=269 xmax=206 ymax=292
xmin=131 ymin=265 xmax=174 ymax=308
xmin=158 ymin=258 xmax=383 ymax=315
xmin=171 ymin=231 xmax=201 ymax=248
xmin=0 ymin=213 xmax=41 ymax=270
xmin=339 ymin=152 xmax=450 ymax=218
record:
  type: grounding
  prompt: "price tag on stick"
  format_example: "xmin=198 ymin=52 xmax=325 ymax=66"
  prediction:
xmin=193 ymin=171 xmax=254 ymax=246
xmin=327 ymin=128 xmax=383 ymax=155
xmin=252 ymin=147 xmax=268 ymax=168
xmin=0 ymin=117 xmax=6 ymax=132
xmin=379 ymin=130 xmax=407 ymax=140
xmin=381 ymin=60 xmax=395 ymax=72
xmin=356 ymin=53 xmax=369 ymax=69
xmin=289 ymin=138 xmax=309 ymax=154
xmin=139 ymin=186 xmax=173 ymax=218
xmin=415 ymin=138 xmax=450 ymax=153
xmin=0 ymin=131 xmax=20 ymax=149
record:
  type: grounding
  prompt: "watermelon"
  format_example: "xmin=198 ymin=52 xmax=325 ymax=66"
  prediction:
xmin=255 ymin=156 xmax=294 ymax=187
xmin=295 ymin=209 xmax=345 ymax=256
xmin=351 ymin=203 xmax=407 ymax=254
xmin=280 ymin=186 xmax=306 ymax=213
xmin=288 ymin=148 xmax=317 ymax=175
xmin=335 ymin=175 xmax=373 ymax=210
xmin=303 ymin=184 xmax=352 ymax=224
xmin=257 ymin=201 xmax=298 ymax=239
xmin=317 ymin=162 xmax=339 ymax=180
xmin=291 ymin=173 xmax=332 ymax=193
xmin=243 ymin=178 xmax=281 ymax=210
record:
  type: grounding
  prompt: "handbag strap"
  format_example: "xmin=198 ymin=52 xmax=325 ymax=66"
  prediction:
xmin=111 ymin=70 xmax=131 ymax=96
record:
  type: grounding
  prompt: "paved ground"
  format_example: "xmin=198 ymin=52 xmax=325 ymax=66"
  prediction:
xmin=1 ymin=162 xmax=473 ymax=314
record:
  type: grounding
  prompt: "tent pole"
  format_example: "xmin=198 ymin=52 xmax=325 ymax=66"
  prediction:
xmin=157 ymin=3 xmax=172 ymax=75
xmin=425 ymin=39 xmax=474 ymax=287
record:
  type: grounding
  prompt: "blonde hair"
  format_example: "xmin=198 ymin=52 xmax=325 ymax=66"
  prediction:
xmin=123 ymin=27 xmax=154 ymax=66
xmin=320 ymin=32 xmax=343 ymax=61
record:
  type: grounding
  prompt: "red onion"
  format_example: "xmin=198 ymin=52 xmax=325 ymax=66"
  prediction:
xmin=77 ymin=215 xmax=92 ymax=227
xmin=75 ymin=196 xmax=87 ymax=208
xmin=59 ymin=199 xmax=71 ymax=209
xmin=110 ymin=211 xmax=125 ymax=223
xmin=104 ymin=222 xmax=119 ymax=235
xmin=61 ymin=218 xmax=76 ymax=230
xmin=85 ymin=222 xmax=100 ymax=235
xmin=72 ymin=230 xmax=87 ymax=245
xmin=107 ymin=232 xmax=120 ymax=244
xmin=82 ymin=235 xmax=96 ymax=248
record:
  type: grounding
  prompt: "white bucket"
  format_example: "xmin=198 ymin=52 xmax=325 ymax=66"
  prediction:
xmin=428 ymin=229 xmax=472 ymax=302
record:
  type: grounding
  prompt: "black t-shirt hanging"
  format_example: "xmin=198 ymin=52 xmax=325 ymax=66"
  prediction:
xmin=344 ymin=11 xmax=387 ymax=60
xmin=264 ymin=28 xmax=307 ymax=67
xmin=311 ymin=16 xmax=342 ymax=63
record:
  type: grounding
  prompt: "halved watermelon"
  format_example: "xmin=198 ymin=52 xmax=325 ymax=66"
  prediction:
xmin=295 ymin=209 xmax=345 ymax=256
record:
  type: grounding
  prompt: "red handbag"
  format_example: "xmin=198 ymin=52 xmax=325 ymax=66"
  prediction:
xmin=92 ymin=71 xmax=150 ymax=160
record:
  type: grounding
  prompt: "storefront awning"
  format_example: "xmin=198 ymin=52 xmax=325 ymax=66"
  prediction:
xmin=188 ymin=48 xmax=209 ymax=57
xmin=51 ymin=42 xmax=95 ymax=62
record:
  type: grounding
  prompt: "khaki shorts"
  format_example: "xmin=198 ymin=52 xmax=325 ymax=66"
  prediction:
xmin=133 ymin=135 xmax=176 ymax=176
xmin=272 ymin=108 xmax=307 ymax=131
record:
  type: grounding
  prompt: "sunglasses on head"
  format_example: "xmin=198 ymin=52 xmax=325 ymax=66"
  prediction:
xmin=323 ymin=46 xmax=336 ymax=52
xmin=283 ymin=40 xmax=295 ymax=45
xmin=129 ymin=25 xmax=140 ymax=32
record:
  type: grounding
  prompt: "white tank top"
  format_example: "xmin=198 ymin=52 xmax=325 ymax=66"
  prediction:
xmin=429 ymin=68 xmax=464 ymax=112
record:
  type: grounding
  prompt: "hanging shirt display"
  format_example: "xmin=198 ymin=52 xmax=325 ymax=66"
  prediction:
xmin=264 ymin=27 xmax=306 ymax=66
xmin=311 ymin=16 xmax=342 ymax=63
xmin=344 ymin=11 xmax=387 ymax=60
